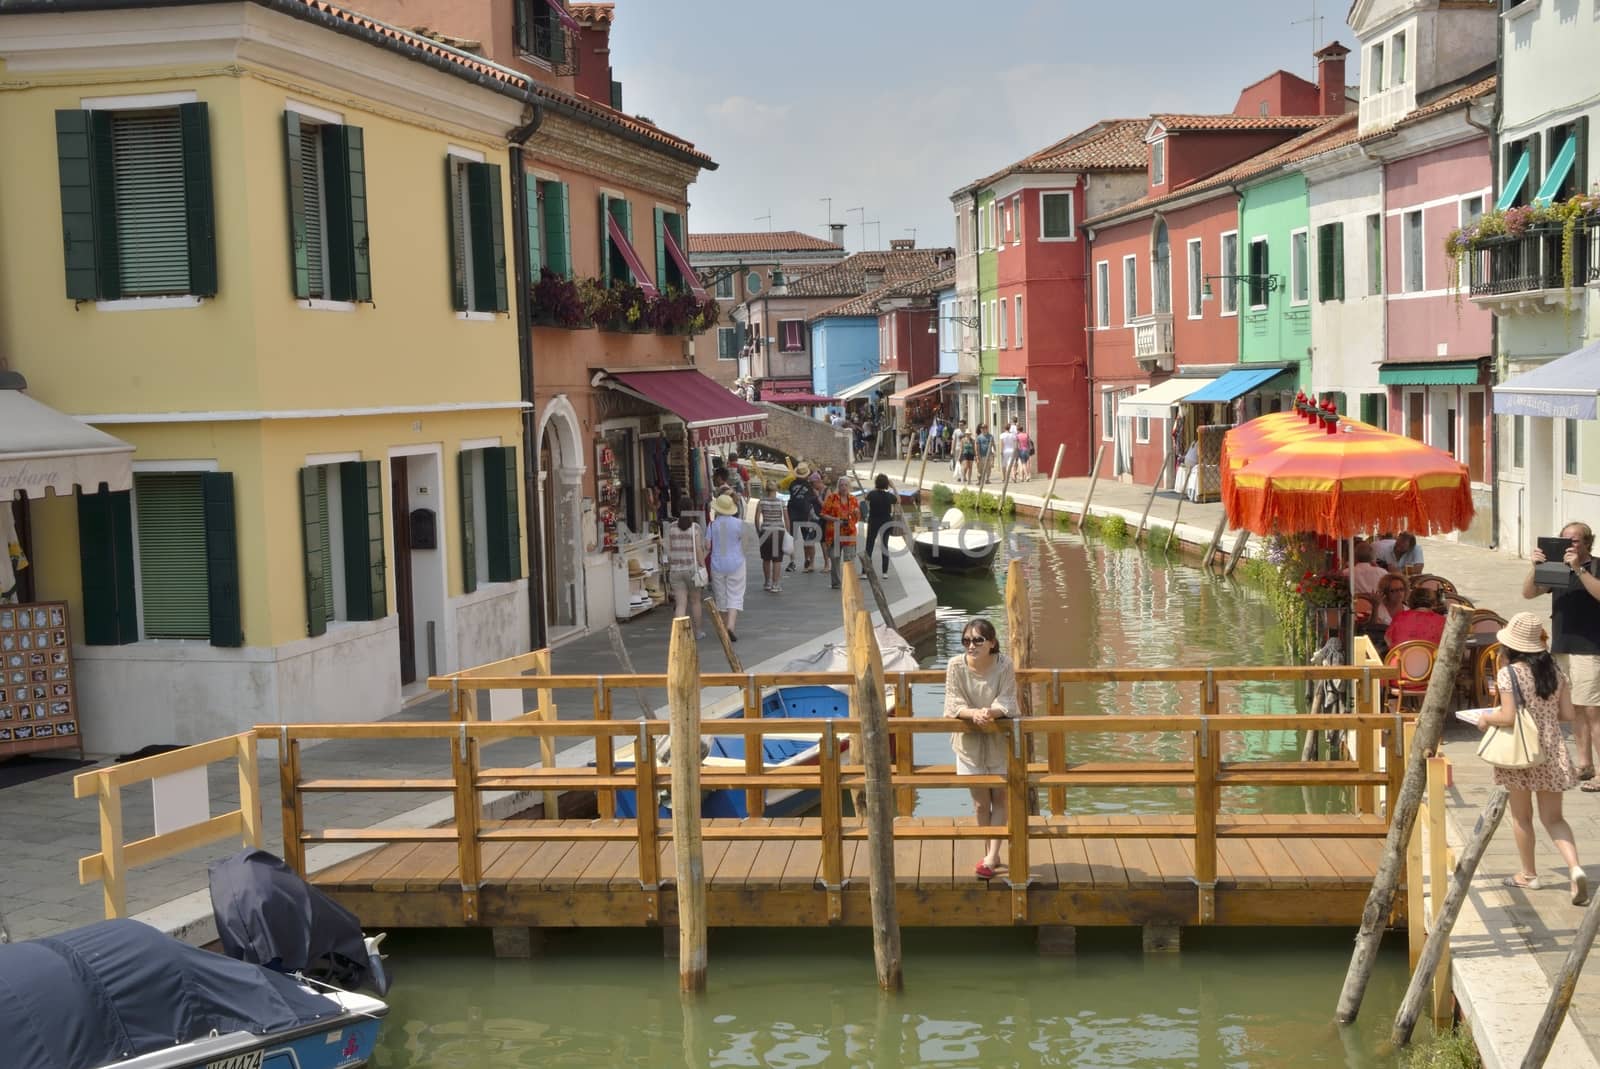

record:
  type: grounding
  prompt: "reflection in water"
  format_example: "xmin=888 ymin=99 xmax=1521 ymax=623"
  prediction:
xmin=372 ymin=525 xmax=1415 ymax=1068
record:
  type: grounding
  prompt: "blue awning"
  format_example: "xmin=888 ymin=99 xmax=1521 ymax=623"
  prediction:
xmin=1180 ymin=367 xmax=1290 ymax=404
xmin=1493 ymin=339 xmax=1600 ymax=420
xmin=990 ymin=378 xmax=1025 ymax=397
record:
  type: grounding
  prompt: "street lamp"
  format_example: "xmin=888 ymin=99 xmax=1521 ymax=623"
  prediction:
xmin=928 ymin=313 xmax=981 ymax=333
xmin=1201 ymin=273 xmax=1282 ymax=301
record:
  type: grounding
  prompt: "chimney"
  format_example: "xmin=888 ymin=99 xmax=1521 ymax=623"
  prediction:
xmin=1315 ymin=41 xmax=1350 ymax=116
xmin=863 ymin=267 xmax=886 ymax=286
xmin=889 ymin=238 xmax=915 ymax=251
xmin=829 ymin=222 xmax=846 ymax=248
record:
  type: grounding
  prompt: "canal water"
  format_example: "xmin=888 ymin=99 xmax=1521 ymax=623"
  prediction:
xmin=372 ymin=523 xmax=1421 ymax=1068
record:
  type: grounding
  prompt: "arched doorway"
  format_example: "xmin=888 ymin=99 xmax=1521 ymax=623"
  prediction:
xmin=537 ymin=397 xmax=584 ymax=633
xmin=1152 ymin=218 xmax=1172 ymax=315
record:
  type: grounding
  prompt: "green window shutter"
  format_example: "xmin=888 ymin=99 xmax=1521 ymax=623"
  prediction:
xmin=89 ymin=110 xmax=123 ymax=300
xmin=664 ymin=212 xmax=685 ymax=291
xmin=316 ymin=467 xmax=334 ymax=624
xmin=340 ymin=460 xmax=387 ymax=621
xmin=541 ymin=180 xmax=570 ymax=277
xmin=179 ymin=102 xmax=217 ymax=297
xmin=284 ymin=112 xmax=310 ymax=299
xmin=299 ymin=466 xmax=327 ymax=637
xmin=200 ymin=471 xmax=242 ymax=647
xmin=513 ymin=0 xmax=530 ymax=53
xmin=322 ymin=124 xmax=371 ymax=303
xmin=1574 ymin=117 xmax=1589 ymax=199
xmin=111 ymin=110 xmax=191 ymax=296
xmin=1333 ymin=222 xmax=1345 ymax=300
xmin=466 ymin=162 xmax=507 ymax=313
xmin=654 ymin=206 xmax=667 ymax=291
xmin=133 ymin=473 xmax=210 ymax=640
xmin=1316 ymin=225 xmax=1333 ymax=302
xmin=598 ymin=192 xmax=611 ymax=286
xmin=75 ymin=488 xmax=137 ymax=645
xmin=524 ymin=172 xmax=542 ymax=278
xmin=56 ymin=109 xmax=109 ymax=301
xmin=459 ymin=449 xmax=477 ymax=595
xmin=483 ymin=446 xmax=522 ymax=583
xmin=446 ymin=157 xmax=468 ymax=311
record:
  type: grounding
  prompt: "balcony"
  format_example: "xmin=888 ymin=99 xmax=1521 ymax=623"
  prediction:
xmin=1466 ymin=220 xmax=1600 ymax=315
xmin=516 ymin=3 xmax=579 ymax=76
xmin=1358 ymin=83 xmax=1415 ymax=133
xmin=1131 ymin=312 xmax=1174 ymax=372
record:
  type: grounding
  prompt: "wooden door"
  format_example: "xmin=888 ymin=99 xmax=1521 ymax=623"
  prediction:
xmin=391 ymin=456 xmax=416 ymax=684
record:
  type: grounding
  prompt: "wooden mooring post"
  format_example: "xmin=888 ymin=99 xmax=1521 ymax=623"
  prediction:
xmin=667 ymin=617 xmax=707 ymax=994
xmin=1038 ymin=443 xmax=1065 ymax=527
xmin=1391 ymin=785 xmax=1508 ymax=1048
xmin=1075 ymin=445 xmax=1105 ymax=532
xmin=1134 ymin=446 xmax=1176 ymax=543
xmin=862 ymin=563 xmax=897 ymax=629
xmin=1163 ymin=491 xmax=1186 ymax=553
xmin=1004 ymin=561 xmax=1043 ymax=816
xmin=1201 ymin=515 xmax=1228 ymax=569
xmin=847 ymin=574 xmax=902 ymax=991
xmin=1522 ymin=886 xmax=1600 ymax=1069
xmin=1335 ymin=605 xmax=1470 ymax=1023
xmin=703 ymin=594 xmax=743 ymax=673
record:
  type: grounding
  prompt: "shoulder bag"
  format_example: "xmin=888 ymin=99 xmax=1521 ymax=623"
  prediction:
xmin=693 ymin=526 xmax=709 ymax=588
xmin=1477 ymin=669 xmax=1545 ymax=769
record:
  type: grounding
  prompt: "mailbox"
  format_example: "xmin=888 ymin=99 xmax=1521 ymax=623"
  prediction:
xmin=409 ymin=507 xmax=438 ymax=550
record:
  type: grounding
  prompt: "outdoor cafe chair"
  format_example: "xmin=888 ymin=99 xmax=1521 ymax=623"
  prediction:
xmin=1384 ymin=640 xmax=1438 ymax=714
xmin=1412 ymin=574 xmax=1456 ymax=597
xmin=1353 ymin=594 xmax=1375 ymax=627
xmin=1469 ymin=609 xmax=1506 ymax=635
xmin=1474 ymin=641 xmax=1505 ymax=709
xmin=1441 ymin=591 xmax=1476 ymax=610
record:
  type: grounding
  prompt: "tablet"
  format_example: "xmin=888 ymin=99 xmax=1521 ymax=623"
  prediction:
xmin=1455 ymin=708 xmax=1488 ymax=726
xmin=1539 ymin=535 xmax=1576 ymax=563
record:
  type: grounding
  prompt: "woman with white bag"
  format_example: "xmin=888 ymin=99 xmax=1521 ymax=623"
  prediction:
xmin=1476 ymin=611 xmax=1588 ymax=903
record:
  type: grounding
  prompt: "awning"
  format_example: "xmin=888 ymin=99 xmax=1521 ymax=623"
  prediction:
xmin=835 ymin=373 xmax=897 ymax=403
xmin=1377 ymin=361 xmax=1481 ymax=386
xmin=1535 ymin=134 xmax=1577 ymax=204
xmin=887 ymin=376 xmax=956 ymax=407
xmin=989 ymin=378 xmax=1024 ymax=397
xmin=764 ymin=392 xmax=835 ymax=407
xmin=593 ymin=368 xmax=767 ymax=447
xmin=1119 ymin=377 xmax=1218 ymax=419
xmin=1 ymin=388 xmax=134 ymax=499
xmin=1181 ymin=366 xmax=1291 ymax=404
xmin=607 ymin=214 xmax=660 ymax=299
xmin=1496 ymin=150 xmax=1530 ymax=211
xmin=1493 ymin=339 xmax=1600 ymax=420
xmin=661 ymin=226 xmax=708 ymax=299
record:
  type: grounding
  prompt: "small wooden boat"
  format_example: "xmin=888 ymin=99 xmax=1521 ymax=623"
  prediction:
xmin=912 ymin=507 xmax=1000 ymax=573
xmin=614 ymin=626 xmax=920 ymax=819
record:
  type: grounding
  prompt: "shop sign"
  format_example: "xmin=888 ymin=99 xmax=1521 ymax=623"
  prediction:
xmin=691 ymin=419 xmax=765 ymax=448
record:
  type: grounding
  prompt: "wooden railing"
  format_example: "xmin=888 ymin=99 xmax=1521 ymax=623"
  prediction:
xmin=261 ymin=662 xmax=1402 ymax=925
xmin=74 ymin=732 xmax=263 ymax=919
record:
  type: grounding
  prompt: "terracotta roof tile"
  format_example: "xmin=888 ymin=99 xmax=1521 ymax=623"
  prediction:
xmin=783 ymin=249 xmax=955 ymax=300
xmin=960 ymin=118 xmax=1147 ymax=194
xmin=1149 ymin=113 xmax=1331 ymax=132
xmin=568 ymin=2 xmax=613 ymax=25
xmin=811 ymin=264 xmax=955 ymax=319
xmin=687 ymin=231 xmax=843 ymax=254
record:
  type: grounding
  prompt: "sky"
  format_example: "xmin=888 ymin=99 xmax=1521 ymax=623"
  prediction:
xmin=608 ymin=1 xmax=1360 ymax=254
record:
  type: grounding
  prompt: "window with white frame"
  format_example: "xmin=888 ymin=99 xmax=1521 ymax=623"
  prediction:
xmin=1186 ymin=238 xmax=1203 ymax=318
xmin=1040 ymin=192 xmax=1073 ymax=239
xmin=1012 ymin=196 xmax=1022 ymax=244
xmin=1101 ymin=388 xmax=1115 ymax=441
xmin=1220 ymin=231 xmax=1239 ymax=315
xmin=954 ymin=213 xmax=963 ymax=255
xmin=1122 ymin=255 xmax=1137 ymax=322
xmin=1367 ymin=41 xmax=1386 ymax=95
xmin=717 ymin=326 xmax=738 ymax=360
xmin=1247 ymin=236 xmax=1269 ymax=309
xmin=1290 ymin=228 xmax=1309 ymax=304
xmin=714 ymin=273 xmax=734 ymax=299
xmin=1391 ymin=30 xmax=1408 ymax=86
xmin=1152 ymin=220 xmax=1171 ymax=315
xmin=1402 ymin=209 xmax=1423 ymax=292
xmin=779 ymin=318 xmax=805 ymax=352
xmin=1134 ymin=385 xmax=1150 ymax=444
xmin=1459 ymin=195 xmax=1484 ymax=230
xmin=1095 ymin=260 xmax=1110 ymax=328
xmin=133 ymin=472 xmax=214 ymax=639
xmin=1151 ymin=139 xmax=1166 ymax=185
xmin=1014 ymin=295 xmax=1023 ymax=347
xmin=1003 ymin=203 xmax=1012 ymax=244
xmin=998 ymin=298 xmax=1008 ymax=348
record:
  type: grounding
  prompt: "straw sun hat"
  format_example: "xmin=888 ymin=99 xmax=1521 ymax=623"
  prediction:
xmin=710 ymin=494 xmax=739 ymax=516
xmin=1497 ymin=611 xmax=1549 ymax=653
xmin=795 ymin=462 xmax=813 ymax=478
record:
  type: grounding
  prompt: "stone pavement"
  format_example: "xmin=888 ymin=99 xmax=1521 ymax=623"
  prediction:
xmin=0 ymin=534 xmax=929 ymax=943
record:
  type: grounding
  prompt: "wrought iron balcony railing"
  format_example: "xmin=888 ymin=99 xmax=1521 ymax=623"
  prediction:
xmin=1466 ymin=219 xmax=1600 ymax=300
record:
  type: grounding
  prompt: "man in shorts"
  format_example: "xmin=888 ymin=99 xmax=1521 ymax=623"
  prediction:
xmin=1524 ymin=520 xmax=1600 ymax=789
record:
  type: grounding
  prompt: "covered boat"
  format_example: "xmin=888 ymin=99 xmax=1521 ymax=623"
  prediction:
xmin=615 ymin=627 xmax=921 ymax=819
xmin=912 ymin=507 xmax=999 ymax=573
xmin=0 ymin=918 xmax=386 ymax=1069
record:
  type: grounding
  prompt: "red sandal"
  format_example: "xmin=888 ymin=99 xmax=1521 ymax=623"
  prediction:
xmin=975 ymin=862 xmax=996 ymax=879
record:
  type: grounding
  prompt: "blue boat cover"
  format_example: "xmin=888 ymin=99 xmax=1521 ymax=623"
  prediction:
xmin=0 ymin=918 xmax=338 ymax=1069
xmin=1493 ymin=339 xmax=1600 ymax=421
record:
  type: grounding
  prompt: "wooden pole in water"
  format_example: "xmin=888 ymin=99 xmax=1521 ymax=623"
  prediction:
xmin=667 ymin=617 xmax=707 ymax=994
xmin=1391 ymin=786 xmax=1508 ymax=1047
xmin=1335 ymin=604 xmax=1470 ymax=1023
xmin=867 ymin=421 xmax=884 ymax=480
xmin=995 ymin=448 xmax=1014 ymax=519
xmin=1134 ymin=446 xmax=1176 ymax=543
xmin=1038 ymin=444 xmax=1065 ymax=527
xmin=1223 ymin=530 xmax=1251 ymax=576
xmin=915 ymin=437 xmax=931 ymax=498
xmin=1076 ymin=445 xmax=1105 ymax=532
xmin=1521 ymin=887 xmax=1600 ymax=1069
xmin=1164 ymin=491 xmax=1186 ymax=553
xmin=608 ymin=623 xmax=655 ymax=720
xmin=1201 ymin=514 xmax=1228 ymax=569
xmin=850 ymin=604 xmax=903 ymax=991
xmin=863 ymin=563 xmax=897 ymax=629
xmin=703 ymin=594 xmax=742 ymax=673
xmin=840 ymin=553 xmax=863 ymax=633
xmin=1004 ymin=560 xmax=1040 ymax=815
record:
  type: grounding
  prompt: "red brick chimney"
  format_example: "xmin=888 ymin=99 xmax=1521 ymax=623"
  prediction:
xmin=572 ymin=4 xmax=615 ymax=107
xmin=1315 ymin=41 xmax=1350 ymax=116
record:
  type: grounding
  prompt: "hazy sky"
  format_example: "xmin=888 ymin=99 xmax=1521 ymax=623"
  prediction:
xmin=608 ymin=1 xmax=1360 ymax=253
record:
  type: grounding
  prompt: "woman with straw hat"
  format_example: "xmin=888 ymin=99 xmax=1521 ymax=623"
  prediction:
xmin=1476 ymin=611 xmax=1588 ymax=904
xmin=706 ymin=494 xmax=747 ymax=640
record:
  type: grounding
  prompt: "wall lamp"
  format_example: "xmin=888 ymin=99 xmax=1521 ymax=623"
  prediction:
xmin=928 ymin=314 xmax=982 ymax=333
xmin=1202 ymin=273 xmax=1282 ymax=301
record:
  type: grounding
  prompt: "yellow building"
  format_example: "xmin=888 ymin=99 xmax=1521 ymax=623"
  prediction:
xmin=0 ymin=1 xmax=546 ymax=749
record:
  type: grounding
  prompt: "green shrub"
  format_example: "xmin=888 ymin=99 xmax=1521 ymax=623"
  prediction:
xmin=1100 ymin=514 xmax=1129 ymax=543
xmin=1403 ymin=1028 xmax=1480 ymax=1069
xmin=1055 ymin=509 xmax=1075 ymax=530
xmin=954 ymin=488 xmax=980 ymax=511
xmin=930 ymin=483 xmax=955 ymax=509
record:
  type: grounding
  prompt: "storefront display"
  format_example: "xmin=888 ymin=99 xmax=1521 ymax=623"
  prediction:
xmin=0 ymin=601 xmax=82 ymax=758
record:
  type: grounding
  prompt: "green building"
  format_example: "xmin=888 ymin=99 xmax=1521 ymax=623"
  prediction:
xmin=1236 ymin=169 xmax=1313 ymax=412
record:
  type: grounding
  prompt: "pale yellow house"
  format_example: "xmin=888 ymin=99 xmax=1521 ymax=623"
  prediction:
xmin=0 ymin=1 xmax=540 ymax=749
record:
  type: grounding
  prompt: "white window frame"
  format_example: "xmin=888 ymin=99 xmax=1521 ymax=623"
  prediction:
xmin=1002 ymin=203 xmax=1012 ymax=247
xmin=1458 ymin=194 xmax=1485 ymax=230
xmin=1367 ymin=41 xmax=1386 ymax=96
xmin=1095 ymin=260 xmax=1111 ymax=329
xmin=1151 ymin=139 xmax=1166 ymax=185
xmin=1289 ymin=227 xmax=1310 ymax=306
xmin=1390 ymin=28 xmax=1409 ymax=87
xmin=1186 ymin=237 xmax=1204 ymax=319
xmin=714 ymin=274 xmax=734 ymax=300
xmin=1038 ymin=191 xmax=1075 ymax=241
xmin=997 ymin=298 xmax=1008 ymax=349
xmin=716 ymin=326 xmax=737 ymax=360
xmin=1401 ymin=209 xmax=1424 ymax=293
xmin=1100 ymin=387 xmax=1116 ymax=442
xmin=1219 ymin=230 xmax=1239 ymax=317
xmin=778 ymin=318 xmax=806 ymax=353
xmin=1122 ymin=254 xmax=1138 ymax=324
xmin=1011 ymin=195 xmax=1022 ymax=245
xmin=1366 ymin=213 xmax=1383 ymax=296
xmin=1134 ymin=385 xmax=1151 ymax=444
xmin=1014 ymin=295 xmax=1023 ymax=347
xmin=1248 ymin=236 xmax=1270 ymax=311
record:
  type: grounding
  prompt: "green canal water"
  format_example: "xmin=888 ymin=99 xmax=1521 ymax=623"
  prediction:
xmin=372 ymin=523 xmax=1424 ymax=1068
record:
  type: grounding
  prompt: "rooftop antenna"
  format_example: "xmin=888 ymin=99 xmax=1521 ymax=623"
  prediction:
xmin=846 ymin=206 xmax=865 ymax=252
xmin=819 ymin=196 xmax=833 ymax=234
xmin=1291 ymin=0 xmax=1325 ymax=76
xmin=754 ymin=211 xmax=773 ymax=232
xmin=866 ymin=220 xmax=881 ymax=250
xmin=903 ymin=227 xmax=918 ymax=245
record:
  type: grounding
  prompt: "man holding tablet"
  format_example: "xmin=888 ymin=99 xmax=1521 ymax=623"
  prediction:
xmin=1524 ymin=521 xmax=1600 ymax=789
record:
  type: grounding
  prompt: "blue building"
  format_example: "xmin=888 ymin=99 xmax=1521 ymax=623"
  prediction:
xmin=937 ymin=284 xmax=959 ymax=378
xmin=810 ymin=311 xmax=880 ymax=400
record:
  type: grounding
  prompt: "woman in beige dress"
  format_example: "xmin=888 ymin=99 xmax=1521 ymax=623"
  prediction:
xmin=1478 ymin=611 xmax=1588 ymax=904
xmin=943 ymin=618 xmax=1017 ymax=879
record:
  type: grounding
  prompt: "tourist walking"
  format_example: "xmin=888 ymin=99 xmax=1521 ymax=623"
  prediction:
xmin=1476 ymin=611 xmax=1588 ymax=904
xmin=1524 ymin=520 xmax=1600 ymax=789
xmin=975 ymin=424 xmax=994 ymax=485
xmin=863 ymin=473 xmax=897 ymax=577
xmin=1014 ymin=423 xmax=1032 ymax=480
xmin=822 ymin=475 xmax=860 ymax=590
xmin=958 ymin=428 xmax=976 ymax=483
xmin=665 ymin=497 xmax=706 ymax=637
xmin=999 ymin=423 xmax=1018 ymax=483
xmin=707 ymin=494 xmax=746 ymax=640
xmin=943 ymin=618 xmax=1017 ymax=879
xmin=756 ymin=481 xmax=789 ymax=593
xmin=787 ymin=464 xmax=820 ymax=573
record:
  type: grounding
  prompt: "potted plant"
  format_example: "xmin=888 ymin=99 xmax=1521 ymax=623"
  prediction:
xmin=530 ymin=268 xmax=590 ymax=329
xmin=589 ymin=280 xmax=651 ymax=332
xmin=649 ymin=288 xmax=704 ymax=335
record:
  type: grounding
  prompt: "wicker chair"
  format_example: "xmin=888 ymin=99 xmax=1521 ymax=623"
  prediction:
xmin=1475 ymin=641 xmax=1505 ymax=708
xmin=1384 ymin=640 xmax=1438 ymax=713
xmin=1469 ymin=609 xmax=1506 ymax=635
xmin=1411 ymin=574 xmax=1456 ymax=598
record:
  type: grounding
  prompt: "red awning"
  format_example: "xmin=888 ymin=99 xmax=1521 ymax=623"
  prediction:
xmin=886 ymin=376 xmax=955 ymax=406
xmin=661 ymin=226 xmax=708 ymax=299
xmin=596 ymin=368 xmax=768 ymax=447
xmin=607 ymin=213 xmax=660 ymax=299
xmin=764 ymin=391 xmax=835 ymax=407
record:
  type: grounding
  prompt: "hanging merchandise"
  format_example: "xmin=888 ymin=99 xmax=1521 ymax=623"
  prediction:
xmin=595 ymin=439 xmax=624 ymax=552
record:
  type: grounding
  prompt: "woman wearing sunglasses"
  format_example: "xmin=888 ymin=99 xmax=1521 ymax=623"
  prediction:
xmin=943 ymin=618 xmax=1017 ymax=879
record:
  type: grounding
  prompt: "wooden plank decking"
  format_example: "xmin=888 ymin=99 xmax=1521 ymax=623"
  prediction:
xmin=313 ymin=813 xmax=1388 ymax=930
